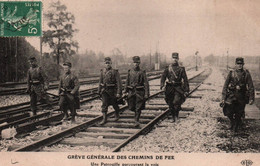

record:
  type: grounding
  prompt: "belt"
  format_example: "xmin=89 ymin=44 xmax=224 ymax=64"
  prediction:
xmin=106 ymin=83 xmax=116 ymax=87
xmin=166 ymin=82 xmax=181 ymax=86
xmin=30 ymin=80 xmax=41 ymax=84
xmin=127 ymin=86 xmax=144 ymax=90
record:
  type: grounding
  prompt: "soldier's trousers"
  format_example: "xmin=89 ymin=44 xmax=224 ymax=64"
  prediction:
xmin=165 ymin=86 xmax=183 ymax=117
xmin=225 ymin=100 xmax=246 ymax=125
xmin=59 ymin=94 xmax=76 ymax=116
xmin=127 ymin=93 xmax=145 ymax=114
xmin=101 ymin=93 xmax=119 ymax=113
xmin=30 ymin=90 xmax=52 ymax=113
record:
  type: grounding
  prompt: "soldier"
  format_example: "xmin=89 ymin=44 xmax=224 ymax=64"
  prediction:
xmin=58 ymin=61 xmax=80 ymax=123
xmin=160 ymin=52 xmax=189 ymax=122
xmin=124 ymin=56 xmax=149 ymax=127
xmin=26 ymin=56 xmax=52 ymax=116
xmin=97 ymin=57 xmax=122 ymax=125
xmin=221 ymin=57 xmax=254 ymax=132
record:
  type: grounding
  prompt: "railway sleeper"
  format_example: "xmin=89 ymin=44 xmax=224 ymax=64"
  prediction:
xmin=15 ymin=113 xmax=63 ymax=134
xmin=76 ymin=132 xmax=132 ymax=139
xmin=0 ymin=113 xmax=30 ymax=124
xmin=60 ymin=137 xmax=121 ymax=148
xmin=145 ymin=105 xmax=194 ymax=112
xmin=106 ymin=118 xmax=151 ymax=124
xmin=95 ymin=122 xmax=145 ymax=129
xmin=0 ymin=112 xmax=52 ymax=133
xmin=86 ymin=127 xmax=138 ymax=134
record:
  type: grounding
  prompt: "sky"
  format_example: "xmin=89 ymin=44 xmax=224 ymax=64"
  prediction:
xmin=26 ymin=0 xmax=260 ymax=59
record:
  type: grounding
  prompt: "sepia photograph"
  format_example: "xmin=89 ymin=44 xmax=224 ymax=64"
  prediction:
xmin=0 ymin=0 xmax=259 ymax=165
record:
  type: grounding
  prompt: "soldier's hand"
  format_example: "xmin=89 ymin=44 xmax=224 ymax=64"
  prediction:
xmin=116 ymin=94 xmax=121 ymax=98
xmin=144 ymin=95 xmax=149 ymax=100
xmin=160 ymin=85 xmax=164 ymax=90
xmin=249 ymin=100 xmax=254 ymax=105
xmin=219 ymin=100 xmax=225 ymax=108
xmin=25 ymin=88 xmax=30 ymax=94
xmin=44 ymin=85 xmax=49 ymax=90
xmin=122 ymin=93 xmax=128 ymax=98
xmin=184 ymin=92 xmax=189 ymax=98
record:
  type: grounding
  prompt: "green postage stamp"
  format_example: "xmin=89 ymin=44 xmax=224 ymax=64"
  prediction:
xmin=0 ymin=1 xmax=42 ymax=37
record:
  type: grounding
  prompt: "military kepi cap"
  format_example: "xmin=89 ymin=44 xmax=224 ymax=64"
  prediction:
xmin=236 ymin=57 xmax=244 ymax=64
xmin=132 ymin=56 xmax=140 ymax=63
xmin=104 ymin=57 xmax=112 ymax=62
xmin=172 ymin=52 xmax=179 ymax=59
xmin=63 ymin=61 xmax=72 ymax=67
xmin=28 ymin=56 xmax=36 ymax=61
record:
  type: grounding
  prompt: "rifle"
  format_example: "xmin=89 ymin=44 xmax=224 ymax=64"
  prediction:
xmin=60 ymin=88 xmax=74 ymax=101
xmin=96 ymin=91 xmax=126 ymax=105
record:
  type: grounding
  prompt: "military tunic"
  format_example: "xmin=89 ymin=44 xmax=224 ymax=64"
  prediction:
xmin=124 ymin=67 xmax=150 ymax=112
xmin=98 ymin=67 xmax=122 ymax=113
xmin=58 ymin=71 xmax=80 ymax=116
xmin=27 ymin=65 xmax=51 ymax=113
xmin=160 ymin=64 xmax=189 ymax=115
xmin=222 ymin=69 xmax=254 ymax=118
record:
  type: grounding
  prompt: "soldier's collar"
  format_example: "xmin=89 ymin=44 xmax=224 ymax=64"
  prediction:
xmin=133 ymin=66 xmax=140 ymax=71
xmin=31 ymin=64 xmax=38 ymax=68
xmin=65 ymin=71 xmax=71 ymax=75
xmin=171 ymin=63 xmax=178 ymax=66
xmin=105 ymin=67 xmax=112 ymax=71
xmin=235 ymin=68 xmax=244 ymax=72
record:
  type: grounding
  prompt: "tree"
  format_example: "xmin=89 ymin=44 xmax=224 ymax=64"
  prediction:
xmin=111 ymin=48 xmax=124 ymax=68
xmin=42 ymin=1 xmax=78 ymax=79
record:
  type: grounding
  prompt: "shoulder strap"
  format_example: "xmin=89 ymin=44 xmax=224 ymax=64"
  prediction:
xmin=127 ymin=69 xmax=130 ymax=84
xmin=168 ymin=65 xmax=178 ymax=79
xmin=100 ymin=69 xmax=103 ymax=84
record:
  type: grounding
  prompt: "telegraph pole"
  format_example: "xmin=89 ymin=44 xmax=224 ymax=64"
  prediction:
xmin=15 ymin=37 xmax=18 ymax=82
xmin=195 ymin=51 xmax=199 ymax=71
xmin=149 ymin=42 xmax=151 ymax=70
xmin=226 ymin=48 xmax=229 ymax=70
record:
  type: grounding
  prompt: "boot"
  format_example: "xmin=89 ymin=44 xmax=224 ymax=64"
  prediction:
xmin=99 ymin=112 xmax=107 ymax=125
xmin=71 ymin=116 xmax=76 ymax=123
xmin=175 ymin=110 xmax=179 ymax=122
xmin=229 ymin=120 xmax=234 ymax=130
xmin=62 ymin=112 xmax=69 ymax=121
xmin=228 ymin=116 xmax=234 ymax=130
xmin=233 ymin=121 xmax=239 ymax=132
xmin=171 ymin=110 xmax=176 ymax=123
xmin=134 ymin=111 xmax=141 ymax=127
xmin=113 ymin=111 xmax=120 ymax=121
xmin=32 ymin=110 xmax=37 ymax=116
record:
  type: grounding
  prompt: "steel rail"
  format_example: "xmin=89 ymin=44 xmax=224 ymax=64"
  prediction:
xmin=112 ymin=68 xmax=212 ymax=152
xmin=0 ymin=70 xmax=165 ymax=95
xmin=0 ymin=75 xmax=163 ymax=132
xmin=13 ymin=68 xmax=207 ymax=152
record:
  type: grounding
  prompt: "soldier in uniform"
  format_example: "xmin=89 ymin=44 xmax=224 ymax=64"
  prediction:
xmin=97 ymin=57 xmax=122 ymax=125
xmin=160 ymin=52 xmax=189 ymax=122
xmin=124 ymin=56 xmax=150 ymax=127
xmin=221 ymin=57 xmax=254 ymax=132
xmin=26 ymin=56 xmax=52 ymax=116
xmin=58 ymin=61 xmax=80 ymax=123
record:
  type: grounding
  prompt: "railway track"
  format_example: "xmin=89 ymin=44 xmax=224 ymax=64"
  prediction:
xmin=0 ymin=74 xmax=164 ymax=135
xmin=0 ymin=67 xmax=197 ymax=96
xmin=0 ymin=67 xmax=197 ymax=114
xmin=0 ymin=70 xmax=165 ymax=96
xmin=9 ymin=67 xmax=211 ymax=152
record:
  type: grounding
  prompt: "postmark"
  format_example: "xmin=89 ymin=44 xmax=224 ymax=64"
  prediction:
xmin=0 ymin=1 xmax=42 ymax=37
